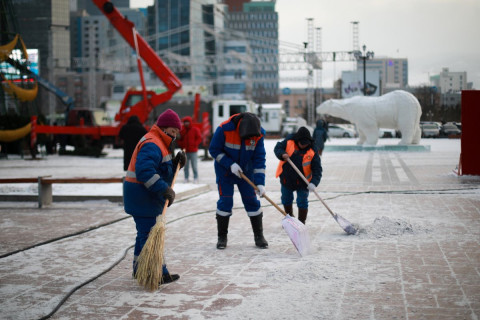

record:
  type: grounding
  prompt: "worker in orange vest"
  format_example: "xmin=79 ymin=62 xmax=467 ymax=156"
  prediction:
xmin=274 ymin=127 xmax=322 ymax=224
xmin=124 ymin=109 xmax=186 ymax=285
xmin=209 ymin=112 xmax=268 ymax=249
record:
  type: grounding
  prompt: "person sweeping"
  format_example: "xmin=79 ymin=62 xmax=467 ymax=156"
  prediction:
xmin=274 ymin=126 xmax=322 ymax=225
xmin=209 ymin=112 xmax=268 ymax=250
xmin=123 ymin=109 xmax=186 ymax=286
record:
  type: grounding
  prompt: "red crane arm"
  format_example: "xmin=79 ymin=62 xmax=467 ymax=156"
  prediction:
xmin=92 ymin=0 xmax=182 ymax=107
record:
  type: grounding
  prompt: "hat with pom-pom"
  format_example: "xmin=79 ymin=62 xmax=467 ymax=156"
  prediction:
xmin=156 ymin=109 xmax=181 ymax=130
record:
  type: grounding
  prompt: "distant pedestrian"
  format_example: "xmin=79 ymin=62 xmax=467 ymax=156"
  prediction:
xmin=313 ymin=119 xmax=328 ymax=156
xmin=177 ymin=116 xmax=202 ymax=183
xmin=274 ymin=126 xmax=322 ymax=224
xmin=119 ymin=115 xmax=147 ymax=171
xmin=123 ymin=109 xmax=186 ymax=285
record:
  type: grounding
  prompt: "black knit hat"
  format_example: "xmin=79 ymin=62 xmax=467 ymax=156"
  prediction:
xmin=237 ymin=112 xmax=261 ymax=139
xmin=294 ymin=126 xmax=313 ymax=146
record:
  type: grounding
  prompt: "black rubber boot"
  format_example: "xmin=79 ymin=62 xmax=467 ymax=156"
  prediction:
xmin=216 ymin=214 xmax=230 ymax=249
xmin=250 ymin=213 xmax=268 ymax=249
xmin=284 ymin=204 xmax=294 ymax=217
xmin=160 ymin=273 xmax=180 ymax=284
xmin=298 ymin=208 xmax=308 ymax=225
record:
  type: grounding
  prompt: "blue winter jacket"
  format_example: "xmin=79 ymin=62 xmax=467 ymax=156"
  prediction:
xmin=209 ymin=115 xmax=266 ymax=186
xmin=313 ymin=120 xmax=328 ymax=151
xmin=123 ymin=126 xmax=174 ymax=217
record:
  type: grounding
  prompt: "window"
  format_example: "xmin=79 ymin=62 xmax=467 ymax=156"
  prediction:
xmin=218 ymin=104 xmax=223 ymax=117
xmin=230 ymin=104 xmax=247 ymax=115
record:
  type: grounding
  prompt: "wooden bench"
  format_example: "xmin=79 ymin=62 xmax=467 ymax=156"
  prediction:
xmin=0 ymin=177 xmax=124 ymax=208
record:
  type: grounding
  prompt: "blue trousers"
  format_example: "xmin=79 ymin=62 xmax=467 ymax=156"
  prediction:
xmin=184 ymin=152 xmax=198 ymax=180
xmin=132 ymin=216 xmax=169 ymax=275
xmin=216 ymin=177 xmax=262 ymax=217
xmin=281 ymin=184 xmax=309 ymax=209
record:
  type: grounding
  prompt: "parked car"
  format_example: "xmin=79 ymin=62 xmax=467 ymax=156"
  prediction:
xmin=421 ymin=123 xmax=440 ymax=138
xmin=328 ymin=124 xmax=357 ymax=138
xmin=440 ymin=123 xmax=461 ymax=137
xmin=420 ymin=121 xmax=442 ymax=130
xmin=452 ymin=122 xmax=462 ymax=131
xmin=281 ymin=122 xmax=314 ymax=137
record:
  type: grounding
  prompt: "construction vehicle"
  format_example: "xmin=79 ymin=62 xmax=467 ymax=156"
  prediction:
xmin=29 ymin=0 xmax=184 ymax=156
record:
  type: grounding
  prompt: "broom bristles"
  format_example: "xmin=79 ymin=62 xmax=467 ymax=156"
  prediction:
xmin=135 ymin=214 xmax=166 ymax=291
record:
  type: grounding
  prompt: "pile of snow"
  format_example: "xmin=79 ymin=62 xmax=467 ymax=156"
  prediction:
xmin=355 ymin=216 xmax=431 ymax=239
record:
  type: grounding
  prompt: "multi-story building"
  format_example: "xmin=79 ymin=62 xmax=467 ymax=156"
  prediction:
xmin=148 ymin=0 xmax=228 ymax=88
xmin=430 ymin=68 xmax=468 ymax=94
xmin=359 ymin=57 xmax=408 ymax=94
xmin=429 ymin=68 xmax=470 ymax=107
xmin=55 ymin=72 xmax=114 ymax=112
xmin=70 ymin=6 xmax=148 ymax=103
xmin=226 ymin=1 xmax=279 ymax=103
xmin=13 ymin=0 xmax=70 ymax=115
xmin=217 ymin=40 xmax=253 ymax=99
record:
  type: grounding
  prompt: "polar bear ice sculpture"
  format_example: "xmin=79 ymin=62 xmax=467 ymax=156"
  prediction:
xmin=317 ymin=90 xmax=422 ymax=145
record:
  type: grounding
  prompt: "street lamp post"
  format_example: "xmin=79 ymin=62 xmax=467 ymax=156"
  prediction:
xmin=354 ymin=45 xmax=374 ymax=96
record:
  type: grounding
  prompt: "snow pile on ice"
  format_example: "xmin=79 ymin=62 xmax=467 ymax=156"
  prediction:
xmin=356 ymin=216 xmax=430 ymax=238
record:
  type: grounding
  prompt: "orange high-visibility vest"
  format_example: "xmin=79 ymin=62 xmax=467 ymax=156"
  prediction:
xmin=221 ymin=114 xmax=262 ymax=151
xmin=276 ymin=140 xmax=315 ymax=181
xmin=125 ymin=127 xmax=172 ymax=185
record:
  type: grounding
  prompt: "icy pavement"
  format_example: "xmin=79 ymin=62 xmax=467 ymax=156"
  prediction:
xmin=1 ymin=138 xmax=479 ymax=320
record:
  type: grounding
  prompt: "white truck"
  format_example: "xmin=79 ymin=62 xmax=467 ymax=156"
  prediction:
xmin=211 ymin=100 xmax=257 ymax=131
xmin=256 ymin=103 xmax=283 ymax=134
xmin=211 ymin=100 xmax=283 ymax=135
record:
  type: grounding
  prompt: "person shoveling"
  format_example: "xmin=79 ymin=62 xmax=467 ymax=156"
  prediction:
xmin=274 ymin=126 xmax=356 ymax=235
xmin=274 ymin=126 xmax=322 ymax=225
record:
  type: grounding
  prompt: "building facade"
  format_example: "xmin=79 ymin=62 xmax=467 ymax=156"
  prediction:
xmin=430 ymin=67 xmax=468 ymax=94
xmin=227 ymin=1 xmax=279 ymax=103
xmin=359 ymin=57 xmax=408 ymax=94
xmin=13 ymin=0 xmax=71 ymax=115
xmin=148 ymin=0 xmax=228 ymax=87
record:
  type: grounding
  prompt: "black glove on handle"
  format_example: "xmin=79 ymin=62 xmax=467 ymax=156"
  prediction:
xmin=172 ymin=151 xmax=186 ymax=169
xmin=163 ymin=187 xmax=176 ymax=207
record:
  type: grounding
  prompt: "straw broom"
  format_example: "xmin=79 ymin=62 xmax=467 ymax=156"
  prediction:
xmin=135 ymin=162 xmax=181 ymax=291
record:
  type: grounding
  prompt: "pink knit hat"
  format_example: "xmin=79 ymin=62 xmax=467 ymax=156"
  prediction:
xmin=156 ymin=109 xmax=181 ymax=130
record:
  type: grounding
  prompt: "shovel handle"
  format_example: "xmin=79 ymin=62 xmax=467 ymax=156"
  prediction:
xmin=286 ymin=158 xmax=337 ymax=218
xmin=239 ymin=172 xmax=287 ymax=216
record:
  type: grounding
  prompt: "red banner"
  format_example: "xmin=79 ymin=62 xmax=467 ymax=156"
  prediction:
xmin=201 ymin=112 xmax=211 ymax=147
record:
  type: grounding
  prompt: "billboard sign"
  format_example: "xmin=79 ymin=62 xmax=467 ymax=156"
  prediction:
xmin=341 ymin=70 xmax=380 ymax=98
xmin=0 ymin=48 xmax=39 ymax=79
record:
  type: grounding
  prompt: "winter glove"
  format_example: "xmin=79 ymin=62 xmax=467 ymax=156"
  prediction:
xmin=307 ymin=183 xmax=316 ymax=192
xmin=230 ymin=163 xmax=243 ymax=178
xmin=282 ymin=153 xmax=289 ymax=160
xmin=256 ymin=185 xmax=266 ymax=197
xmin=163 ymin=187 xmax=176 ymax=207
xmin=172 ymin=151 xmax=186 ymax=169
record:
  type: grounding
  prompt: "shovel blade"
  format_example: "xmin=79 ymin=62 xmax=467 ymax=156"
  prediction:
xmin=281 ymin=215 xmax=311 ymax=256
xmin=335 ymin=214 xmax=357 ymax=235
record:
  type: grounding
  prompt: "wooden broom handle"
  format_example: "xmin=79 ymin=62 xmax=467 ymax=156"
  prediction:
xmin=160 ymin=157 xmax=182 ymax=216
xmin=285 ymin=157 xmax=336 ymax=217
xmin=239 ymin=172 xmax=287 ymax=216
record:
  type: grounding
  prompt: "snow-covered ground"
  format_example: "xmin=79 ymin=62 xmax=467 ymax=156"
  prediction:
xmin=1 ymin=137 xmax=480 ymax=320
